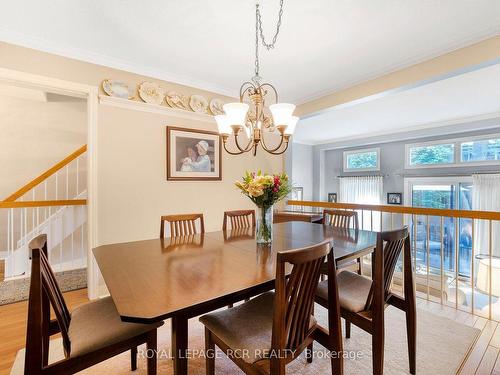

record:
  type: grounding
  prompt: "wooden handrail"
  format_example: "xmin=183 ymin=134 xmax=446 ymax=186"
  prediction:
xmin=0 ymin=199 xmax=86 ymax=209
xmin=3 ymin=145 xmax=87 ymax=202
xmin=287 ymin=200 xmax=500 ymax=221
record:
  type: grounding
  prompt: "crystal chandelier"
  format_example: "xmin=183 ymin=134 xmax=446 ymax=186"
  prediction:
xmin=215 ymin=0 xmax=297 ymax=156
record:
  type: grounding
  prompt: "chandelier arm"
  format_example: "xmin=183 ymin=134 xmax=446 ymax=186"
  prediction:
xmin=239 ymin=81 xmax=256 ymax=100
xmin=259 ymin=83 xmax=279 ymax=104
xmin=269 ymin=140 xmax=290 ymax=155
xmin=260 ymin=131 xmax=285 ymax=153
xmin=223 ymin=141 xmax=245 ymax=155
xmin=234 ymin=131 xmax=254 ymax=153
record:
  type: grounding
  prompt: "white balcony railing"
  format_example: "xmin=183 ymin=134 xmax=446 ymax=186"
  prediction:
xmin=288 ymin=200 xmax=500 ymax=322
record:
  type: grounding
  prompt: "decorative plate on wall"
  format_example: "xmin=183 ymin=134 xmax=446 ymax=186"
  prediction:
xmin=102 ymin=80 xmax=133 ymax=99
xmin=138 ymin=82 xmax=166 ymax=105
xmin=166 ymin=91 xmax=189 ymax=110
xmin=189 ymin=95 xmax=209 ymax=113
xmin=209 ymin=98 xmax=225 ymax=115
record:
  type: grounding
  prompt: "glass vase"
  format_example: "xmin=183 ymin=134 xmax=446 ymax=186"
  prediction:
xmin=256 ymin=205 xmax=273 ymax=244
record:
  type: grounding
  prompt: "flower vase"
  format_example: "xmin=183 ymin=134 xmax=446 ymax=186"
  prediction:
xmin=256 ymin=205 xmax=273 ymax=244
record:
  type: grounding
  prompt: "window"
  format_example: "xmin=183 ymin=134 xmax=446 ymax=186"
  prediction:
xmin=408 ymin=143 xmax=454 ymax=167
xmin=406 ymin=134 xmax=500 ymax=168
xmin=461 ymin=138 xmax=500 ymax=162
xmin=343 ymin=148 xmax=380 ymax=172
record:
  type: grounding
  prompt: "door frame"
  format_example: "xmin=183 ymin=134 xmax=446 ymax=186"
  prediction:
xmin=0 ymin=67 xmax=100 ymax=299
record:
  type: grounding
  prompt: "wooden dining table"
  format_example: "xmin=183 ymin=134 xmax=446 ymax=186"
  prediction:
xmin=93 ymin=222 xmax=377 ymax=375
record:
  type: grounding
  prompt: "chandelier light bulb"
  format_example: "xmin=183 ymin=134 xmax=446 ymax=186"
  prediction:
xmin=214 ymin=115 xmax=232 ymax=134
xmin=269 ymin=103 xmax=296 ymax=127
xmin=223 ymin=103 xmax=249 ymax=127
xmin=284 ymin=116 xmax=299 ymax=135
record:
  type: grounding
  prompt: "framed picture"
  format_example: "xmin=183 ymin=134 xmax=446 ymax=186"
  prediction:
xmin=291 ymin=187 xmax=304 ymax=201
xmin=387 ymin=192 xmax=402 ymax=205
xmin=328 ymin=193 xmax=337 ymax=203
xmin=166 ymin=126 xmax=222 ymax=181
xmin=289 ymin=187 xmax=304 ymax=212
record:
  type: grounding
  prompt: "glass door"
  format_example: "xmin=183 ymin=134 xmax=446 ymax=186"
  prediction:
xmin=406 ymin=178 xmax=472 ymax=275
xmin=405 ymin=177 xmax=472 ymax=307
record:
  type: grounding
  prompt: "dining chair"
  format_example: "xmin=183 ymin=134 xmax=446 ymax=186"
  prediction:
xmin=222 ymin=210 xmax=255 ymax=307
xmin=315 ymin=227 xmax=416 ymax=375
xmin=199 ymin=240 xmax=343 ymax=375
xmin=22 ymin=234 xmax=163 ymax=374
xmin=160 ymin=213 xmax=205 ymax=237
xmin=321 ymin=209 xmax=362 ymax=275
xmin=222 ymin=209 xmax=256 ymax=231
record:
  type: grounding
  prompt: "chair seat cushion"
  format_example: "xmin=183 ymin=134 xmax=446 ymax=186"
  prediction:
xmin=317 ymin=270 xmax=372 ymax=313
xmin=68 ymin=296 xmax=163 ymax=357
xmin=199 ymin=291 xmax=316 ymax=364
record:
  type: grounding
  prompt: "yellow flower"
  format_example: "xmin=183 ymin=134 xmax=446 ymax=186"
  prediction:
xmin=254 ymin=175 xmax=273 ymax=187
xmin=247 ymin=181 xmax=264 ymax=197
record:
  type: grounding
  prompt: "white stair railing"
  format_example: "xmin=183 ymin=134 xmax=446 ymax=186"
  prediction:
xmin=1 ymin=146 xmax=87 ymax=279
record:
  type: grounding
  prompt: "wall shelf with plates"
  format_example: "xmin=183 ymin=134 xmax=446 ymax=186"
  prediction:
xmin=98 ymin=95 xmax=215 ymax=123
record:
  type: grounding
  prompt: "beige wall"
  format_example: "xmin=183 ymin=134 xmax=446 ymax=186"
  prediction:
xmin=0 ymin=90 xmax=86 ymax=199
xmin=0 ymin=42 xmax=284 ymax=246
xmin=97 ymin=105 xmax=282 ymax=244
xmin=0 ymin=42 xmax=234 ymax=103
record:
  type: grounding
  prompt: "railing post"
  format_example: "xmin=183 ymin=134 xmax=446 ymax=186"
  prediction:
xmin=412 ymin=214 xmax=417 ymax=272
xmin=489 ymin=219 xmax=492 ymax=320
xmin=76 ymin=157 xmax=79 ymax=196
xmin=10 ymin=208 xmax=15 ymax=277
xmin=454 ymin=218 xmax=459 ymax=310
xmin=426 ymin=215 xmax=430 ymax=301
xmin=471 ymin=219 xmax=475 ymax=315
xmin=440 ymin=216 xmax=444 ymax=306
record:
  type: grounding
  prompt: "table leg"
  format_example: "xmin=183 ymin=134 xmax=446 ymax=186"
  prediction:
xmin=172 ymin=315 xmax=188 ymax=375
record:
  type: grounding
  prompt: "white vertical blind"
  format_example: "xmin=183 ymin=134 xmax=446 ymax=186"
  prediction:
xmin=473 ymin=174 xmax=500 ymax=258
xmin=339 ymin=176 xmax=383 ymax=230
xmin=339 ymin=176 xmax=383 ymax=205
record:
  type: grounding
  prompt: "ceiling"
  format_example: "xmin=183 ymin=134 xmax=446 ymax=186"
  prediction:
xmin=1 ymin=1 xmax=500 ymax=104
xmin=294 ymin=62 xmax=500 ymax=144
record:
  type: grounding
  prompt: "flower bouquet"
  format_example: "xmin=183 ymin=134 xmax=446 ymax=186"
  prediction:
xmin=235 ymin=171 xmax=292 ymax=243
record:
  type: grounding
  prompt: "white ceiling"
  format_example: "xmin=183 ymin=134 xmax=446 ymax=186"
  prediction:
xmin=294 ymin=63 xmax=500 ymax=144
xmin=0 ymin=1 xmax=500 ymax=103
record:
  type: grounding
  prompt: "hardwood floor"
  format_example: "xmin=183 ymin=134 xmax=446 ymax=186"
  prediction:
xmin=0 ymin=288 xmax=498 ymax=374
xmin=0 ymin=288 xmax=88 ymax=375
xmin=415 ymin=299 xmax=500 ymax=375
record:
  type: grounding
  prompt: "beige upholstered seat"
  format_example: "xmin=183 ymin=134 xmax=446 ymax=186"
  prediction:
xmin=317 ymin=270 xmax=372 ymax=313
xmin=69 ymin=297 xmax=163 ymax=357
xmin=199 ymin=291 xmax=316 ymax=364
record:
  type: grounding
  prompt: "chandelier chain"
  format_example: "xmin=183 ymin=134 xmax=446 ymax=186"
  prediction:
xmin=256 ymin=0 xmax=284 ymax=50
xmin=254 ymin=0 xmax=285 ymax=78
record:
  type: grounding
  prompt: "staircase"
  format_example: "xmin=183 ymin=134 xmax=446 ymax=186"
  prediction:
xmin=0 ymin=145 xmax=88 ymax=281
xmin=5 ymin=191 xmax=87 ymax=278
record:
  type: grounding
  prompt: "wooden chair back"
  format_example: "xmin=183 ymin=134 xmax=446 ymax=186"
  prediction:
xmin=323 ymin=209 xmax=359 ymax=229
xmin=160 ymin=213 xmax=205 ymax=237
xmin=368 ymin=226 xmax=410 ymax=310
xmin=272 ymin=240 xmax=330 ymax=353
xmin=25 ymin=234 xmax=72 ymax=372
xmin=222 ymin=210 xmax=255 ymax=231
